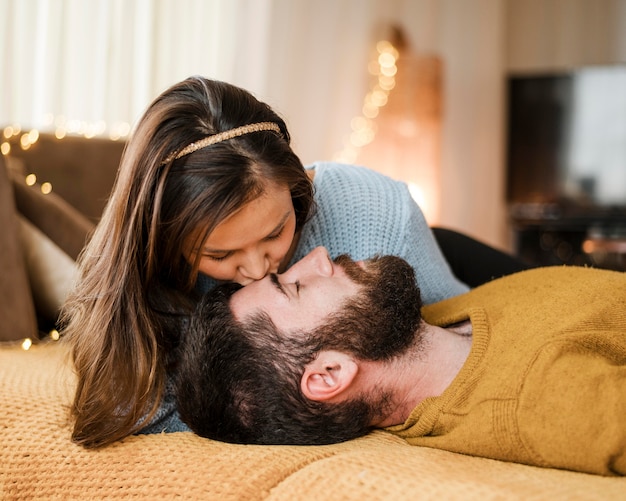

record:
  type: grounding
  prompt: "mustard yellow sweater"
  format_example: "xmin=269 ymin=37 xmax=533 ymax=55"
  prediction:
xmin=387 ymin=266 xmax=626 ymax=476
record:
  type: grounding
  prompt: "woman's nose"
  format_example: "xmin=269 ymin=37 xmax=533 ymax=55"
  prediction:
xmin=239 ymin=253 xmax=270 ymax=282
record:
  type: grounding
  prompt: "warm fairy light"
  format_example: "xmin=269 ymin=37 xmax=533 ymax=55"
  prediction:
xmin=370 ymin=88 xmax=388 ymax=107
xmin=20 ymin=133 xmax=32 ymax=150
xmin=82 ymin=120 xmax=107 ymax=138
xmin=3 ymin=125 xmax=21 ymax=138
xmin=378 ymin=76 xmax=396 ymax=91
xmin=84 ymin=125 xmax=97 ymax=138
xmin=17 ymin=129 xmax=41 ymax=150
xmin=376 ymin=40 xmax=394 ymax=53
xmin=49 ymin=329 xmax=60 ymax=341
xmin=334 ymin=37 xmax=399 ymax=163
xmin=2 ymin=116 xmax=130 ymax=144
xmin=68 ymin=120 xmax=83 ymax=134
xmin=2 ymin=116 xmax=129 ymax=199
xmin=21 ymin=338 xmax=33 ymax=350
xmin=380 ymin=65 xmax=398 ymax=77
xmin=109 ymin=121 xmax=131 ymax=141
xmin=350 ymin=116 xmax=368 ymax=131
xmin=378 ymin=52 xmax=396 ymax=68
xmin=362 ymin=103 xmax=379 ymax=119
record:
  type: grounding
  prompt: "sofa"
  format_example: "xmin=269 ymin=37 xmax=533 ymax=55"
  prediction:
xmin=1 ymin=152 xmax=625 ymax=499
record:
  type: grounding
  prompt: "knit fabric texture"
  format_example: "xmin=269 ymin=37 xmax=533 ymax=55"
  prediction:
xmin=389 ymin=265 xmax=626 ymax=476
xmin=2 ymin=341 xmax=625 ymax=499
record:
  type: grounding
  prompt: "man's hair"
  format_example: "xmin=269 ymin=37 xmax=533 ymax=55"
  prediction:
xmin=175 ymin=284 xmax=375 ymax=445
xmin=175 ymin=257 xmax=422 ymax=445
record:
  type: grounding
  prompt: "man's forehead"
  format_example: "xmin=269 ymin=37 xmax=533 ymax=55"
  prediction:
xmin=229 ymin=276 xmax=274 ymax=318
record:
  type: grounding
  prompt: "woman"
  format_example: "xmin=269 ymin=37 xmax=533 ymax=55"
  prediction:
xmin=61 ymin=76 xmax=475 ymax=448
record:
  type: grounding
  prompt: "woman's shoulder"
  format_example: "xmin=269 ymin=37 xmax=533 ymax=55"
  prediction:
xmin=295 ymin=161 xmax=416 ymax=259
xmin=307 ymin=161 xmax=407 ymax=199
xmin=308 ymin=161 xmax=398 ymax=180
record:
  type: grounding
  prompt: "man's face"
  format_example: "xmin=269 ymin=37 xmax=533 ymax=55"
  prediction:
xmin=229 ymin=246 xmax=422 ymax=361
xmin=229 ymin=246 xmax=363 ymax=331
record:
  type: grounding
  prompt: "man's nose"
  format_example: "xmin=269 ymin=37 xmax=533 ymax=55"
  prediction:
xmin=285 ymin=246 xmax=333 ymax=278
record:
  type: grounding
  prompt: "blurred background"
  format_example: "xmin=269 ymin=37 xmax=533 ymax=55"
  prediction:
xmin=2 ymin=0 xmax=626 ymax=264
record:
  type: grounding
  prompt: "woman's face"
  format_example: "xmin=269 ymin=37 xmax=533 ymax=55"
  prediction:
xmin=186 ymin=181 xmax=297 ymax=286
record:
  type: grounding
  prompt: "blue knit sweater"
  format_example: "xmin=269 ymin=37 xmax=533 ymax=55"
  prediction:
xmin=291 ymin=162 xmax=468 ymax=304
xmin=140 ymin=162 xmax=469 ymax=434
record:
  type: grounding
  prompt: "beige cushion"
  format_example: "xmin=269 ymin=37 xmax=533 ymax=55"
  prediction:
xmin=0 ymin=156 xmax=37 ymax=341
xmin=11 ymin=171 xmax=94 ymax=261
xmin=18 ymin=215 xmax=78 ymax=326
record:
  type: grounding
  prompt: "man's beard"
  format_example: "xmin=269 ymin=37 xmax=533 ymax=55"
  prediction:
xmin=309 ymin=254 xmax=423 ymax=361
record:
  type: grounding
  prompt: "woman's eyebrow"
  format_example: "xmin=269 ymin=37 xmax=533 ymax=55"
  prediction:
xmin=267 ymin=211 xmax=291 ymax=235
xmin=270 ymin=273 xmax=288 ymax=297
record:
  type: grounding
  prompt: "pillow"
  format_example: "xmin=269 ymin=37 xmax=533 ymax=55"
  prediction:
xmin=18 ymin=215 xmax=78 ymax=329
xmin=0 ymin=155 xmax=38 ymax=341
xmin=11 ymin=170 xmax=94 ymax=261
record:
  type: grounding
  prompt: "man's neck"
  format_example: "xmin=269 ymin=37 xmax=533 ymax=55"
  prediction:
xmin=371 ymin=320 xmax=473 ymax=427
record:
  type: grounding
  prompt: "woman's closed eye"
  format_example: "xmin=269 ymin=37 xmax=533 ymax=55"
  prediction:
xmin=204 ymin=251 xmax=232 ymax=262
xmin=201 ymin=228 xmax=284 ymax=262
xmin=264 ymin=226 xmax=284 ymax=241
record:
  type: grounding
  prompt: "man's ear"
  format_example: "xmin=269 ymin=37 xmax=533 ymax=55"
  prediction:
xmin=301 ymin=351 xmax=358 ymax=402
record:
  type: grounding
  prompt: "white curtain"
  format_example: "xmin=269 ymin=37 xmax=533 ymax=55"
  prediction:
xmin=1 ymin=0 xmax=457 ymax=158
xmin=0 ymin=0 xmax=259 ymax=135
xmin=0 ymin=0 xmax=511 ymax=246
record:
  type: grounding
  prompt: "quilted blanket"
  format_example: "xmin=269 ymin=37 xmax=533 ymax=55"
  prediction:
xmin=1 ymin=341 xmax=624 ymax=500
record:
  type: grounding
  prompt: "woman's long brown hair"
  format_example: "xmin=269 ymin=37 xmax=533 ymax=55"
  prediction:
xmin=60 ymin=76 xmax=314 ymax=448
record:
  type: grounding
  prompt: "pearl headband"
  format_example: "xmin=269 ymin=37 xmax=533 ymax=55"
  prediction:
xmin=163 ymin=122 xmax=282 ymax=164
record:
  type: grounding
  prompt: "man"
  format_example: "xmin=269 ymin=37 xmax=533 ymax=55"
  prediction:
xmin=176 ymin=247 xmax=626 ymax=476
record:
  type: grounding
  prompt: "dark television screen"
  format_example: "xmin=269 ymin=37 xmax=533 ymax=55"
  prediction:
xmin=507 ymin=65 xmax=626 ymax=220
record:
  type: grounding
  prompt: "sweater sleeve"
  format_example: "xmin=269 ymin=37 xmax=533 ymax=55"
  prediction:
xmin=293 ymin=162 xmax=469 ymax=304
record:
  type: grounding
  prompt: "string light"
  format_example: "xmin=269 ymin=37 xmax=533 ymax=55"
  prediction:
xmin=334 ymin=38 xmax=400 ymax=164
xmin=1 ymin=117 xmax=130 ymax=196
xmin=0 ymin=116 xmax=123 ymax=350
xmin=1 ymin=117 xmax=130 ymax=149
xmin=0 ymin=328 xmax=63 ymax=351
xmin=4 ymin=329 xmax=63 ymax=351
xmin=331 ymin=27 xmax=442 ymax=221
